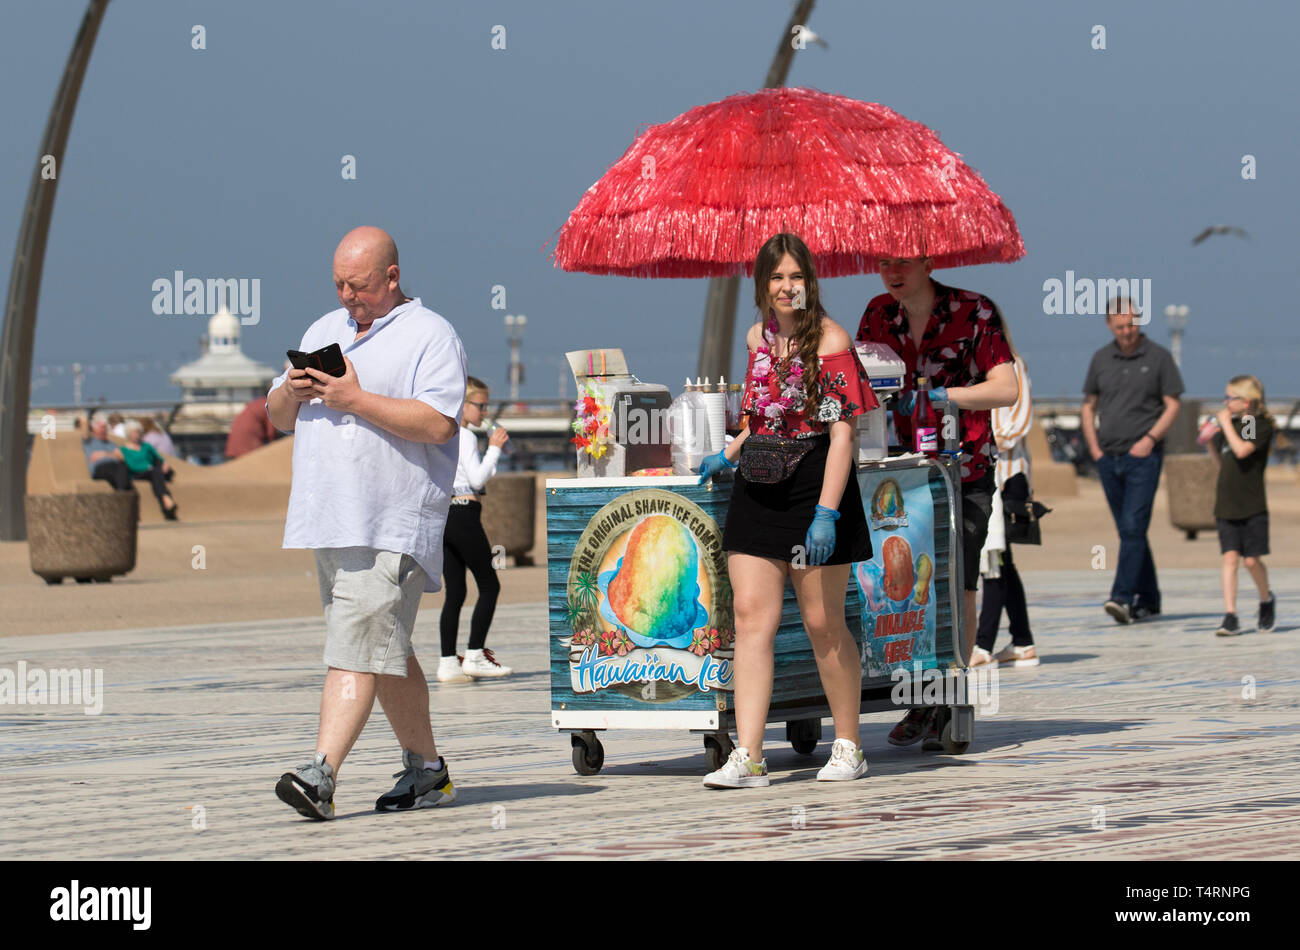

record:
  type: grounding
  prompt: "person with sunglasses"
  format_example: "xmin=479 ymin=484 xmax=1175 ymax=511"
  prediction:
xmin=438 ymin=376 xmax=513 ymax=682
xmin=1201 ymin=375 xmax=1277 ymax=636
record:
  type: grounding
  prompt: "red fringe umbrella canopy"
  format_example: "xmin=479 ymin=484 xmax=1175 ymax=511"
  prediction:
xmin=553 ymin=87 xmax=1025 ymax=279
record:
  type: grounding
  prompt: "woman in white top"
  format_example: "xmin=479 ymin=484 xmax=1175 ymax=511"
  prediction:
xmin=973 ymin=344 xmax=1040 ymax=667
xmin=438 ymin=377 xmax=512 ymax=682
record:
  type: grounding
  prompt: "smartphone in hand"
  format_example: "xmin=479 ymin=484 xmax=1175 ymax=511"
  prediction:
xmin=287 ymin=343 xmax=346 ymax=377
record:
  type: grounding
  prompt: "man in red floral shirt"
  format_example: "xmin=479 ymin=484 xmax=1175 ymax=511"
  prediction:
xmin=857 ymin=256 xmax=1018 ymax=749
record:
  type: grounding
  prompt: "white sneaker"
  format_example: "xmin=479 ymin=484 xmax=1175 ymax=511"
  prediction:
xmin=994 ymin=643 xmax=1040 ymax=667
xmin=816 ymin=738 xmax=867 ymax=781
xmin=703 ymin=747 xmax=770 ymax=788
xmin=436 ymin=656 xmax=471 ymax=684
xmin=461 ymin=648 xmax=512 ymax=678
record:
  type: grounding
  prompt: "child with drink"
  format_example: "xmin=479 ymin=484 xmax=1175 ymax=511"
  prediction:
xmin=1200 ymin=375 xmax=1277 ymax=636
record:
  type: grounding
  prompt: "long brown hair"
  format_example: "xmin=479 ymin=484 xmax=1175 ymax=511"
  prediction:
xmin=752 ymin=233 xmax=826 ymax=411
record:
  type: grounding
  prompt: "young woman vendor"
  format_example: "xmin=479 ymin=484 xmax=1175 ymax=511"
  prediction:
xmin=697 ymin=232 xmax=877 ymax=788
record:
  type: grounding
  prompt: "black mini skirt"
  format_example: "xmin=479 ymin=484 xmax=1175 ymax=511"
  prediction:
xmin=721 ymin=434 xmax=872 ymax=564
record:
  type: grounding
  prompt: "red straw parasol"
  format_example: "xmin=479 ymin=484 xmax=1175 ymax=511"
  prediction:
xmin=552 ymin=87 xmax=1024 ymax=279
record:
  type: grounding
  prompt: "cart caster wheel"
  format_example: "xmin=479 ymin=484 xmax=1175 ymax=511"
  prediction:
xmin=75 ymin=576 xmax=93 ymax=584
xmin=44 ymin=577 xmax=63 ymax=585
xmin=703 ymin=734 xmax=735 ymax=771
xmin=940 ymin=719 xmax=970 ymax=755
xmin=786 ymin=718 xmax=821 ymax=755
xmin=571 ymin=733 xmax=604 ymax=775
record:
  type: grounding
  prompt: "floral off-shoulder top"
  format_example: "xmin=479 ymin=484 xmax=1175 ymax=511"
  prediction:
xmin=740 ymin=344 xmax=878 ymax=439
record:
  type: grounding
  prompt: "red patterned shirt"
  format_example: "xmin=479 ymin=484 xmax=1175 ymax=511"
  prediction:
xmin=855 ymin=281 xmax=1013 ymax=483
xmin=740 ymin=345 xmax=878 ymax=439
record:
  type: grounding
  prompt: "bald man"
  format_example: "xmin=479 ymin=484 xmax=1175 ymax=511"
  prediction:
xmin=267 ymin=226 xmax=468 ymax=820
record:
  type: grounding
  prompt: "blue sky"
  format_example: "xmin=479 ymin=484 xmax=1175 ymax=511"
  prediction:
xmin=3 ymin=0 xmax=1297 ymax=407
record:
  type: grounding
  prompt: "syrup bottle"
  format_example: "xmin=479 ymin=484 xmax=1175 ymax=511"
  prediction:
xmin=912 ymin=376 xmax=939 ymax=456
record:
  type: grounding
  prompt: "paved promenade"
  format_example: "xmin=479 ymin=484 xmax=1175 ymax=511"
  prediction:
xmin=2 ymin=569 xmax=1296 ymax=860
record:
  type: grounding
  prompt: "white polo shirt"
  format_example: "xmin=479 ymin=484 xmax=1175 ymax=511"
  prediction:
xmin=266 ymin=297 xmax=467 ymax=592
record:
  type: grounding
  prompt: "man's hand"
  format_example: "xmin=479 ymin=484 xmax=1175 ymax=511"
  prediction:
xmin=1128 ymin=434 xmax=1154 ymax=458
xmin=285 ymin=367 xmax=321 ymax=404
xmin=304 ymin=357 xmax=362 ymax=412
xmin=1089 ymin=445 xmax=1103 ymax=462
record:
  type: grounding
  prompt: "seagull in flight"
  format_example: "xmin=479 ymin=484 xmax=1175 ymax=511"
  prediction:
xmin=1191 ymin=225 xmax=1250 ymax=245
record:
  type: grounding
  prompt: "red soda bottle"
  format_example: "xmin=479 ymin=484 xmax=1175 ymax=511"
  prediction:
xmin=912 ymin=376 xmax=939 ymax=456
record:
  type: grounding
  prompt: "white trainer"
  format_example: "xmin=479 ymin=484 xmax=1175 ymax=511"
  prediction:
xmin=461 ymin=648 xmax=512 ymax=678
xmin=994 ymin=643 xmax=1040 ymax=667
xmin=703 ymin=747 xmax=770 ymax=788
xmin=816 ymin=738 xmax=867 ymax=781
xmin=436 ymin=656 xmax=471 ymax=684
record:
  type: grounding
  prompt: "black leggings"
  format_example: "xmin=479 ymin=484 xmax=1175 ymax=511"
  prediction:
xmin=131 ymin=462 xmax=174 ymax=514
xmin=440 ymin=502 xmax=501 ymax=657
xmin=976 ymin=543 xmax=1034 ymax=650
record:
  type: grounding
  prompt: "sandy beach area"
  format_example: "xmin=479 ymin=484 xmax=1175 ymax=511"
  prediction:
xmin=4 ymin=468 xmax=1296 ymax=639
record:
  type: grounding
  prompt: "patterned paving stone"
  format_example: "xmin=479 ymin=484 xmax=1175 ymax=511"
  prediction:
xmin=1 ymin=569 xmax=1296 ymax=860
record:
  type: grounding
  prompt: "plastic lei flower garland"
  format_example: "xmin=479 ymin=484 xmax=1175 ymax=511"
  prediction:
xmin=571 ymin=382 xmax=612 ymax=459
xmin=750 ymin=347 xmax=807 ymax=422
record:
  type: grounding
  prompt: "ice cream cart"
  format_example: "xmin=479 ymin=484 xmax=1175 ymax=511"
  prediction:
xmin=547 ymin=453 xmax=976 ymax=775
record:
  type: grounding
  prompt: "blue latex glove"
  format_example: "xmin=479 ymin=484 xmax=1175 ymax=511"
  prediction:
xmin=803 ymin=504 xmax=840 ymax=566
xmin=697 ymin=451 xmax=736 ymax=484
xmin=894 ymin=386 xmax=948 ymax=415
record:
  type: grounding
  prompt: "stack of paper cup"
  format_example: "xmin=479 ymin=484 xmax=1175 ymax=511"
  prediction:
xmin=702 ymin=392 xmax=727 ymax=456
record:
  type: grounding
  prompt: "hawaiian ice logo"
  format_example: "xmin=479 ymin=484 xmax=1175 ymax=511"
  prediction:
xmin=0 ymin=661 xmax=103 ymax=715
xmin=1041 ymin=271 xmax=1152 ymax=324
xmin=151 ymin=271 xmax=260 ymax=325
xmin=569 ymin=646 xmax=732 ymax=693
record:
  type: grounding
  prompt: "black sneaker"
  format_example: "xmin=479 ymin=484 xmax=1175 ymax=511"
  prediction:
xmin=276 ymin=752 xmax=336 ymax=820
xmin=1214 ymin=613 xmax=1241 ymax=637
xmin=1132 ymin=605 xmax=1161 ymax=621
xmin=1259 ymin=594 xmax=1276 ymax=632
xmin=1103 ymin=601 xmax=1132 ymax=625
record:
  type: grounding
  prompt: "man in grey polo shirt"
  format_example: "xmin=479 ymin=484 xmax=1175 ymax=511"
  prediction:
xmin=1081 ymin=297 xmax=1183 ymax=625
xmin=267 ymin=226 xmax=467 ymax=820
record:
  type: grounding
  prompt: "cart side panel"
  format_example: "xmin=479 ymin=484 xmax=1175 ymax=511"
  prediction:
xmin=548 ymin=480 xmax=733 ymax=714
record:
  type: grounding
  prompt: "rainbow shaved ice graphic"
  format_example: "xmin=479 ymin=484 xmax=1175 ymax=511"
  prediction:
xmin=601 ymin=515 xmax=707 ymax=649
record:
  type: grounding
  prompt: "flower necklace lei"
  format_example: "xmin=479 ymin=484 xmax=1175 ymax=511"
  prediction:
xmin=570 ymin=381 xmax=612 ymax=459
xmin=751 ymin=327 xmax=807 ymax=422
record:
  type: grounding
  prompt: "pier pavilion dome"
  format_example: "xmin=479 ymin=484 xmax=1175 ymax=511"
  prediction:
xmin=169 ymin=308 xmax=277 ymax=404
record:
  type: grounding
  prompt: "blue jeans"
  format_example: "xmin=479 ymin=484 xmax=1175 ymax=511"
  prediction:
xmin=1096 ymin=449 xmax=1163 ymax=609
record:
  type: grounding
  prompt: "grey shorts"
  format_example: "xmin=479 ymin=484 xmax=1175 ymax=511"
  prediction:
xmin=314 ymin=547 xmax=427 ymax=675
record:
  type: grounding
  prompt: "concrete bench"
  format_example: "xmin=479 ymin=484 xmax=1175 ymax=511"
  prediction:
xmin=25 ymin=432 xmax=138 ymax=583
xmin=481 ymin=472 xmax=537 ymax=566
xmin=1164 ymin=452 xmax=1220 ymax=540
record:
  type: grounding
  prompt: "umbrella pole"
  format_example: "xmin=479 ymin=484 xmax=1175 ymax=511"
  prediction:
xmin=696 ymin=276 xmax=741 ymax=382
xmin=696 ymin=0 xmax=817 ymax=383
